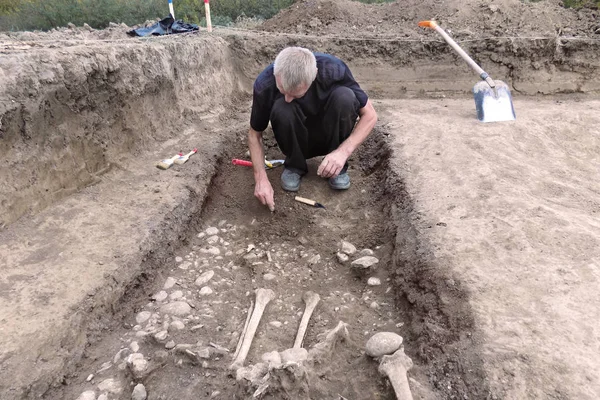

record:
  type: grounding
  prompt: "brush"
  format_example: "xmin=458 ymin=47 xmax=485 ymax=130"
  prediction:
xmin=174 ymin=148 xmax=198 ymax=165
xmin=295 ymin=196 xmax=326 ymax=209
xmin=156 ymin=153 xmax=182 ymax=170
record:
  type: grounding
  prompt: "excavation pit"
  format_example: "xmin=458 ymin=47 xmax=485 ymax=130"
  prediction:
xmin=1 ymin=7 xmax=600 ymax=399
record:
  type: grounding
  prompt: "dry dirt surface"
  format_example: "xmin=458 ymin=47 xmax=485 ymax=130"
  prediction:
xmin=1 ymin=0 xmax=600 ymax=399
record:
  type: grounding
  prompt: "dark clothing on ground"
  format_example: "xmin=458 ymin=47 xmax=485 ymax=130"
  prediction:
xmin=250 ymin=53 xmax=367 ymax=173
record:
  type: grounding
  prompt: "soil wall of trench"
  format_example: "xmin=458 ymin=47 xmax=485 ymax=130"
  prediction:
xmin=0 ymin=31 xmax=599 ymax=398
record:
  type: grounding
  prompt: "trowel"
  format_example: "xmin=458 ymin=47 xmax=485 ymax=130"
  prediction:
xmin=419 ymin=20 xmax=516 ymax=123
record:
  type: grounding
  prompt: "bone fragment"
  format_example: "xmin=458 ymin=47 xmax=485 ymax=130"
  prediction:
xmin=293 ymin=291 xmax=320 ymax=348
xmin=378 ymin=347 xmax=414 ymax=400
xmin=233 ymin=300 xmax=254 ymax=360
xmin=230 ymin=289 xmax=275 ymax=370
xmin=308 ymin=321 xmax=349 ymax=363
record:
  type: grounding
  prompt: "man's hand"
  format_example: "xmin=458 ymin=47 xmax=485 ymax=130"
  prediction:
xmin=317 ymin=149 xmax=348 ymax=178
xmin=254 ymin=176 xmax=275 ymax=212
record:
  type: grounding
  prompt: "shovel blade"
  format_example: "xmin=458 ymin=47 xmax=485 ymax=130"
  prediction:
xmin=473 ymin=80 xmax=516 ymax=123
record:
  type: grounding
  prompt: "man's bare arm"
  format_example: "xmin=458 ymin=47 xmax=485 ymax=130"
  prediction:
xmin=248 ymin=128 xmax=275 ymax=211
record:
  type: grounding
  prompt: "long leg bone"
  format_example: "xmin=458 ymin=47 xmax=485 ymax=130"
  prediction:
xmin=378 ymin=347 xmax=414 ymax=400
xmin=293 ymin=291 xmax=321 ymax=348
xmin=233 ymin=300 xmax=254 ymax=360
xmin=230 ymin=289 xmax=275 ymax=370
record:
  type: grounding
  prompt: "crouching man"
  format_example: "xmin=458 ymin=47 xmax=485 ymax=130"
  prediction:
xmin=248 ymin=47 xmax=377 ymax=211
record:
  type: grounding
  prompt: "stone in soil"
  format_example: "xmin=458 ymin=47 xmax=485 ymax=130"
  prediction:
xmin=205 ymin=227 xmax=219 ymax=236
xmin=340 ymin=241 xmax=357 ymax=255
xmin=136 ymin=311 xmax=151 ymax=324
xmin=163 ymin=277 xmax=177 ymax=289
xmin=365 ymin=332 xmax=403 ymax=357
xmin=76 ymin=391 xmax=96 ymax=400
xmin=153 ymin=290 xmax=168 ymax=302
xmin=351 ymin=256 xmax=379 ymax=269
xmin=195 ymin=270 xmax=215 ymax=286
xmin=159 ymin=301 xmax=192 ymax=316
xmin=336 ymin=252 xmax=349 ymax=263
xmin=367 ymin=277 xmax=382 ymax=286
xmin=97 ymin=378 xmax=123 ymax=394
xmin=199 ymin=286 xmax=213 ymax=295
xmin=132 ymin=383 xmax=147 ymax=400
xmin=263 ymin=273 xmax=276 ymax=281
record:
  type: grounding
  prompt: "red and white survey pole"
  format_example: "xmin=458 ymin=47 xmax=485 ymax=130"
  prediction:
xmin=168 ymin=0 xmax=175 ymax=19
xmin=204 ymin=0 xmax=212 ymax=32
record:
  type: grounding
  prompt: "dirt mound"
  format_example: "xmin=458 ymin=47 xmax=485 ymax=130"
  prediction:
xmin=261 ymin=0 xmax=599 ymax=38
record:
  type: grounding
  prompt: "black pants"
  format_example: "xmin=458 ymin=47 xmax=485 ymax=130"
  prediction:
xmin=270 ymin=86 xmax=360 ymax=174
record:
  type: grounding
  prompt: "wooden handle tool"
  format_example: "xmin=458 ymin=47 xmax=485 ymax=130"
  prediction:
xmin=295 ymin=196 xmax=325 ymax=209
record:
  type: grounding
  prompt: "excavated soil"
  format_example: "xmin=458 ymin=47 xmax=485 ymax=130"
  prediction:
xmin=1 ymin=0 xmax=600 ymax=399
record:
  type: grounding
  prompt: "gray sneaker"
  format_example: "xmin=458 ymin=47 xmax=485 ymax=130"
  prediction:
xmin=329 ymin=171 xmax=351 ymax=190
xmin=281 ymin=168 xmax=302 ymax=192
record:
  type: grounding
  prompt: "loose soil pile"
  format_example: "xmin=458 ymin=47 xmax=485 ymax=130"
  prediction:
xmin=262 ymin=0 xmax=599 ymax=38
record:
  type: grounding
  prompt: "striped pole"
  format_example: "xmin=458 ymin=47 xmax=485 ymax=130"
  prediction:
xmin=168 ymin=0 xmax=175 ymax=19
xmin=204 ymin=0 xmax=212 ymax=32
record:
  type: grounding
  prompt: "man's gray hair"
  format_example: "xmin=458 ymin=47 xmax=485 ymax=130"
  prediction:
xmin=273 ymin=47 xmax=317 ymax=92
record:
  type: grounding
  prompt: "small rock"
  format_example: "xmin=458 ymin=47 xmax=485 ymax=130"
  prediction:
xmin=367 ymin=277 xmax=381 ymax=286
xmin=76 ymin=390 xmax=96 ymax=400
xmin=178 ymin=261 xmax=192 ymax=270
xmin=351 ymin=256 xmax=379 ymax=269
xmin=113 ymin=348 xmax=130 ymax=364
xmin=83 ymin=23 xmax=93 ymax=31
xmin=154 ymin=330 xmax=168 ymax=341
xmin=132 ymin=383 xmax=147 ymax=400
xmin=365 ymin=332 xmax=403 ymax=357
xmin=165 ymin=341 xmax=176 ymax=349
xmin=195 ymin=270 xmax=215 ymax=286
xmin=97 ymin=378 xmax=123 ymax=395
xmin=218 ymin=220 xmax=227 ymax=227
xmin=280 ymin=348 xmax=308 ymax=364
xmin=263 ymin=273 xmax=276 ymax=281
xmin=211 ymin=391 xmax=221 ymax=398
xmin=201 ymin=246 xmax=221 ymax=256
xmin=336 ymin=252 xmax=349 ymax=263
xmin=197 ymin=232 xmax=206 ymax=238
xmin=170 ymin=320 xmax=185 ymax=331
xmin=298 ymin=237 xmax=308 ymax=245
xmin=130 ymin=341 xmax=140 ymax=352
xmin=341 ymin=241 xmax=357 ymax=255
xmin=190 ymin=324 xmax=204 ymax=331
xmin=169 ymin=290 xmax=183 ymax=300
xmin=370 ymin=301 xmax=380 ymax=309
xmin=360 ymin=249 xmax=375 ymax=256
xmin=153 ymin=291 xmax=168 ymax=302
xmin=163 ymin=277 xmax=177 ymax=290
xmin=269 ymin=321 xmax=282 ymax=328
xmin=308 ymin=254 xmax=321 ymax=265
xmin=206 ymin=227 xmax=219 ymax=236
xmin=159 ymin=301 xmax=191 ymax=316
xmin=206 ymin=235 xmax=219 ymax=245
xmin=86 ymin=374 xmax=94 ymax=382
xmin=175 ymin=256 xmax=183 ymax=263
xmin=199 ymin=286 xmax=213 ymax=295
xmin=135 ymin=311 xmax=151 ymax=324
xmin=127 ymin=353 xmax=148 ymax=378
xmin=98 ymin=395 xmax=108 ymax=400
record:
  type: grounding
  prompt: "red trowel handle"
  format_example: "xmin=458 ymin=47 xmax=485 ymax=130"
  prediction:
xmin=232 ymin=159 xmax=253 ymax=167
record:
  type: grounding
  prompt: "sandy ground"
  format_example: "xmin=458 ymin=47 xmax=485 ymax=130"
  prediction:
xmin=380 ymin=97 xmax=600 ymax=399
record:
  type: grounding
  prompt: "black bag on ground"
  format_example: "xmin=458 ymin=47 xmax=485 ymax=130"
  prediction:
xmin=127 ymin=15 xmax=199 ymax=37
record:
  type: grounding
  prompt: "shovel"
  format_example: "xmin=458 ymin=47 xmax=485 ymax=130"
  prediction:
xmin=418 ymin=20 xmax=516 ymax=123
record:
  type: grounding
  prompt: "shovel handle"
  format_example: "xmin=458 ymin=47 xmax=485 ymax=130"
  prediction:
xmin=419 ymin=20 xmax=496 ymax=88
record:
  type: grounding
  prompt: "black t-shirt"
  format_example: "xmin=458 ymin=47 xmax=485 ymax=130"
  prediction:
xmin=250 ymin=52 xmax=369 ymax=132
